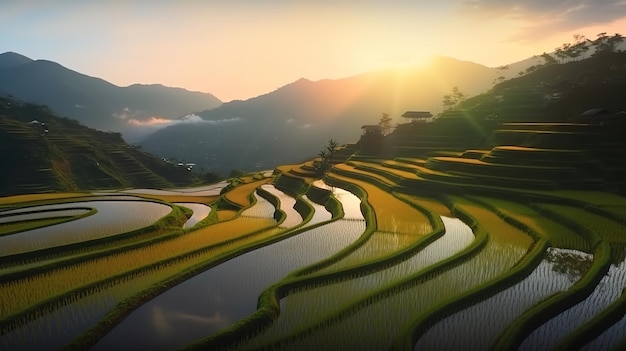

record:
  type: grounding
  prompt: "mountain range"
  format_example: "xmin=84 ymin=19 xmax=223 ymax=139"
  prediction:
xmin=140 ymin=57 xmax=502 ymax=174
xmin=0 ymin=52 xmax=222 ymax=141
xmin=0 ymin=51 xmax=533 ymax=175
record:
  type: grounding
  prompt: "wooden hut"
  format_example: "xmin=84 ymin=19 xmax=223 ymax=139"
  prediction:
xmin=401 ymin=111 xmax=433 ymax=124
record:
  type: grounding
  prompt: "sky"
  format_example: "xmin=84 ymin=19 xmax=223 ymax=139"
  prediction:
xmin=2 ymin=0 xmax=626 ymax=102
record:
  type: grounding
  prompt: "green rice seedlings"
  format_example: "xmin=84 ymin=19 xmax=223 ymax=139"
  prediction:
xmin=415 ymin=247 xmax=592 ymax=350
xmin=1 ymin=225 xmax=286 ymax=349
xmin=0 ymin=201 xmax=173 ymax=256
xmin=0 ymin=215 xmax=87 ymax=237
xmin=261 ymin=185 xmax=303 ymax=229
xmin=477 ymin=196 xmax=592 ymax=252
xmin=241 ymin=216 xmax=474 ymax=348
xmin=540 ymin=204 xmax=626 ymax=244
xmin=394 ymin=193 xmax=453 ymax=217
xmin=301 ymin=195 xmax=332 ymax=226
xmin=313 ymin=176 xmax=432 ymax=272
xmin=253 ymin=198 xmax=533 ymax=350
xmin=311 ymin=180 xmax=363 ymax=220
xmin=0 ymin=216 xmax=277 ymax=319
xmin=121 ymin=181 xmax=228 ymax=197
xmin=521 ymin=246 xmax=626 ymax=350
xmin=175 ymin=203 xmax=212 ymax=229
xmin=579 ymin=309 xmax=626 ymax=350
xmin=0 ymin=208 xmax=91 ymax=225
xmin=223 ymin=180 xmax=269 ymax=208
xmin=90 ymin=218 xmax=365 ymax=351
xmin=240 ymin=191 xmax=276 ymax=219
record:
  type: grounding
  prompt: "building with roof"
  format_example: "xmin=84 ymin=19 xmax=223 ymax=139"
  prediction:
xmin=401 ymin=111 xmax=433 ymax=123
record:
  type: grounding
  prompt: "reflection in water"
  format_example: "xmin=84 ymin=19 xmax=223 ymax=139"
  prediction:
xmin=415 ymin=247 xmax=591 ymax=351
xmin=243 ymin=216 xmax=474 ymax=348
xmin=175 ymin=203 xmax=212 ymax=228
xmin=0 ymin=208 xmax=91 ymax=224
xmin=0 ymin=201 xmax=172 ymax=256
xmin=526 ymin=247 xmax=626 ymax=351
xmin=91 ymin=185 xmax=365 ymax=351
xmin=260 ymin=185 xmax=302 ymax=228
xmin=302 ymin=195 xmax=332 ymax=225
xmin=312 ymin=180 xmax=363 ymax=220
xmin=241 ymin=191 xmax=276 ymax=219
xmin=544 ymin=248 xmax=593 ymax=282
xmin=119 ymin=181 xmax=229 ymax=196
xmin=0 ymin=289 xmax=118 ymax=351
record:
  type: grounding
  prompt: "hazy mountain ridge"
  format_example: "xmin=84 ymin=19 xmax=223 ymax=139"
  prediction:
xmin=141 ymin=57 xmax=497 ymax=174
xmin=0 ymin=52 xmax=222 ymax=137
xmin=0 ymin=52 xmax=33 ymax=69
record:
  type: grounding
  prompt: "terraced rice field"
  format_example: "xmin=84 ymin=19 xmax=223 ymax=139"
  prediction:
xmin=415 ymin=248 xmax=592 ymax=351
xmin=520 ymin=247 xmax=626 ymax=350
xmin=241 ymin=216 xmax=474 ymax=349
xmin=1 ymin=151 xmax=625 ymax=351
xmin=0 ymin=200 xmax=173 ymax=256
xmin=175 ymin=203 xmax=212 ymax=228
xmin=92 ymin=212 xmax=363 ymax=350
xmin=251 ymin=195 xmax=532 ymax=351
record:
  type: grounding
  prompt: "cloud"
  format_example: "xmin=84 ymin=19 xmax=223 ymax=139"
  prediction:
xmin=126 ymin=114 xmax=241 ymax=127
xmin=112 ymin=107 xmax=136 ymax=120
xmin=461 ymin=0 xmax=626 ymax=39
xmin=127 ymin=116 xmax=174 ymax=126
xmin=200 ymin=116 xmax=242 ymax=125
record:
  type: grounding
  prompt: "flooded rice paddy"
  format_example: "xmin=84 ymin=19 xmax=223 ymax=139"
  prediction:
xmin=242 ymin=216 xmax=475 ymax=348
xmin=2 ymin=174 xmax=625 ymax=350
xmin=0 ymin=200 xmax=172 ymax=256
xmin=91 ymin=183 xmax=365 ymax=350
xmin=416 ymin=248 xmax=593 ymax=351
xmin=175 ymin=203 xmax=212 ymax=229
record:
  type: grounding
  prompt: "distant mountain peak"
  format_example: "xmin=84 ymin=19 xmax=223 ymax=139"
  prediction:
xmin=284 ymin=77 xmax=313 ymax=85
xmin=0 ymin=51 xmax=34 ymax=69
xmin=0 ymin=52 xmax=222 ymax=135
xmin=280 ymin=77 xmax=314 ymax=90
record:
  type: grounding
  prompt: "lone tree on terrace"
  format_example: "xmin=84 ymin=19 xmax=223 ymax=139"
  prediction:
xmin=378 ymin=113 xmax=393 ymax=135
xmin=315 ymin=138 xmax=339 ymax=176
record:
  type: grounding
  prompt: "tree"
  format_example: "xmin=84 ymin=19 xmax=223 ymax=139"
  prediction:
xmin=378 ymin=113 xmax=392 ymax=135
xmin=554 ymin=46 xmax=568 ymax=63
xmin=592 ymin=32 xmax=624 ymax=55
xmin=442 ymin=86 xmax=465 ymax=111
xmin=540 ymin=52 xmax=558 ymax=66
xmin=315 ymin=139 xmax=339 ymax=176
xmin=571 ymin=34 xmax=590 ymax=60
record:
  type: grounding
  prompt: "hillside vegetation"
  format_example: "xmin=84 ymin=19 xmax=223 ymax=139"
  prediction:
xmin=0 ymin=96 xmax=206 ymax=196
xmin=447 ymin=51 xmax=626 ymax=122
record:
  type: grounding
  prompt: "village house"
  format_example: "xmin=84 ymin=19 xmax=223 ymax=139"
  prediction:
xmin=401 ymin=111 xmax=433 ymax=124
